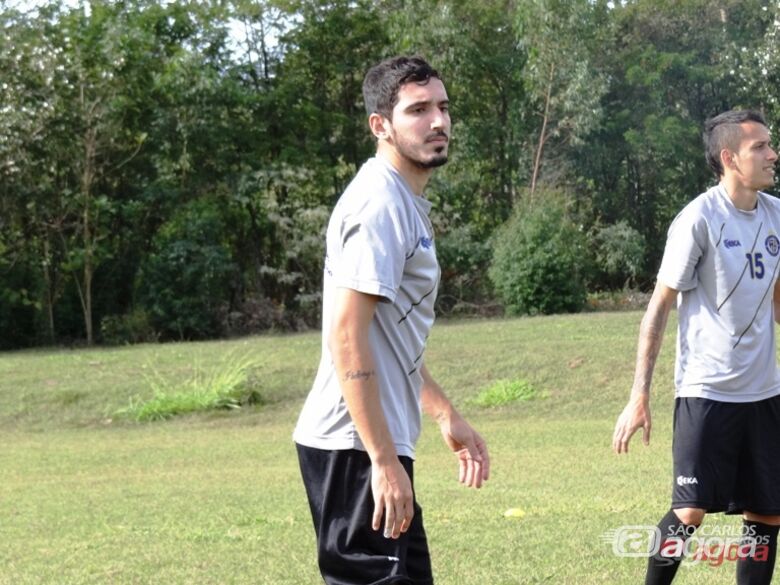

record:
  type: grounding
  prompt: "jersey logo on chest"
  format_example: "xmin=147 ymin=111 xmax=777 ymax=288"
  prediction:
xmin=765 ymin=235 xmax=780 ymax=257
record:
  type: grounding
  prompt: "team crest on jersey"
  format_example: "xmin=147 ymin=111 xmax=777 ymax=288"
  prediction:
xmin=766 ymin=235 xmax=780 ymax=257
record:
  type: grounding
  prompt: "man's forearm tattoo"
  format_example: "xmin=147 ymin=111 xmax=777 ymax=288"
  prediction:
xmin=344 ymin=369 xmax=375 ymax=382
xmin=634 ymin=304 xmax=670 ymax=394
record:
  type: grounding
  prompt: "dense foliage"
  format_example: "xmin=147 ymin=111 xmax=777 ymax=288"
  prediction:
xmin=489 ymin=193 xmax=589 ymax=315
xmin=1 ymin=0 xmax=779 ymax=347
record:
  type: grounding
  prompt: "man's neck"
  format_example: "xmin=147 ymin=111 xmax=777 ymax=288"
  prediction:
xmin=376 ymin=144 xmax=432 ymax=196
xmin=721 ymin=176 xmax=759 ymax=211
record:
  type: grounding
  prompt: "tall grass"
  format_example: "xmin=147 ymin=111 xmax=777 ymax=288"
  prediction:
xmin=469 ymin=378 xmax=538 ymax=407
xmin=117 ymin=352 xmax=262 ymax=421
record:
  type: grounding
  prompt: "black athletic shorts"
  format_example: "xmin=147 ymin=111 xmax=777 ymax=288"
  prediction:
xmin=296 ymin=444 xmax=434 ymax=585
xmin=672 ymin=395 xmax=780 ymax=515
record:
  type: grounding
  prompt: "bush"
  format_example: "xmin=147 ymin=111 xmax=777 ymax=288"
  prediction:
xmin=100 ymin=309 xmax=158 ymax=345
xmin=593 ymin=220 xmax=646 ymax=289
xmin=217 ymin=294 xmax=286 ymax=337
xmin=434 ymin=224 xmax=495 ymax=314
xmin=137 ymin=198 xmax=237 ymax=340
xmin=489 ymin=194 xmax=590 ymax=315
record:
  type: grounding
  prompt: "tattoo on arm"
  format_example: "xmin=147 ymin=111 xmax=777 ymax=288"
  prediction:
xmin=634 ymin=303 xmax=670 ymax=394
xmin=344 ymin=369 xmax=375 ymax=382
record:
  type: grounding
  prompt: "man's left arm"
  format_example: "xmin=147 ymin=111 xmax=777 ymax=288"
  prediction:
xmin=774 ymin=279 xmax=780 ymax=324
xmin=420 ymin=363 xmax=490 ymax=488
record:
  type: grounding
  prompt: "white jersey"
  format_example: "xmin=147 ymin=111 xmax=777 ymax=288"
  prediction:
xmin=293 ymin=155 xmax=440 ymax=458
xmin=658 ymin=184 xmax=780 ymax=402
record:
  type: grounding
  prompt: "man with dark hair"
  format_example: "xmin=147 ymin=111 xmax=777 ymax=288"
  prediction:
xmin=294 ymin=55 xmax=490 ymax=585
xmin=613 ymin=108 xmax=780 ymax=585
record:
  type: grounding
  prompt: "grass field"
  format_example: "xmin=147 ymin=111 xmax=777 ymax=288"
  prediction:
xmin=0 ymin=312 xmax=756 ymax=584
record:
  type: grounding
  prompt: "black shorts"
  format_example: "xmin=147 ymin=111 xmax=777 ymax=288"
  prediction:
xmin=296 ymin=444 xmax=434 ymax=585
xmin=672 ymin=395 xmax=780 ymax=515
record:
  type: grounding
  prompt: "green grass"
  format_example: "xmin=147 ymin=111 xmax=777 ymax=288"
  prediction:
xmin=0 ymin=312 xmax=753 ymax=583
xmin=117 ymin=351 xmax=263 ymax=421
xmin=469 ymin=378 xmax=538 ymax=407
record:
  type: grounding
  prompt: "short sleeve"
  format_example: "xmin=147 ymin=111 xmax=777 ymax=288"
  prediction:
xmin=657 ymin=206 xmax=707 ymax=292
xmin=330 ymin=202 xmax=408 ymax=302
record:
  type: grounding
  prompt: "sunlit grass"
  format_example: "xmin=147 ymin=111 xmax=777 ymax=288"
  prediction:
xmin=0 ymin=311 xmax=752 ymax=583
xmin=117 ymin=352 xmax=263 ymax=421
xmin=469 ymin=378 xmax=538 ymax=407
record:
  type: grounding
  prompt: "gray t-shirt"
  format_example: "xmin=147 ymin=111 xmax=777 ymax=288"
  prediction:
xmin=658 ymin=184 xmax=780 ymax=402
xmin=293 ymin=155 xmax=440 ymax=458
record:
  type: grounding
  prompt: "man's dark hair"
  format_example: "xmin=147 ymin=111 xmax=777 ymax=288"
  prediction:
xmin=704 ymin=109 xmax=768 ymax=177
xmin=362 ymin=56 xmax=440 ymax=119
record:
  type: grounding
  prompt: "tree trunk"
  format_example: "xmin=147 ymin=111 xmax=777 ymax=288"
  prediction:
xmin=82 ymin=127 xmax=96 ymax=346
xmin=41 ymin=234 xmax=56 ymax=343
xmin=77 ymin=79 xmax=97 ymax=346
xmin=530 ymin=62 xmax=555 ymax=199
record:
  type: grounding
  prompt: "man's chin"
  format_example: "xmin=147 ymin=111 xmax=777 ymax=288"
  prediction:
xmin=417 ymin=155 xmax=449 ymax=169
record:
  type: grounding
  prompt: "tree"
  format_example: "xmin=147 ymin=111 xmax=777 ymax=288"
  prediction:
xmin=572 ymin=0 xmax=770 ymax=276
xmin=516 ymin=0 xmax=607 ymax=198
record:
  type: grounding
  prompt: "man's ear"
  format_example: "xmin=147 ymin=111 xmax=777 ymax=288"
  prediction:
xmin=721 ymin=147 xmax=736 ymax=171
xmin=368 ymin=113 xmax=390 ymax=141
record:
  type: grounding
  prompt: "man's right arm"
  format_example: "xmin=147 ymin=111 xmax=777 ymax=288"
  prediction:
xmin=328 ymin=287 xmax=414 ymax=539
xmin=612 ymin=282 xmax=678 ymax=454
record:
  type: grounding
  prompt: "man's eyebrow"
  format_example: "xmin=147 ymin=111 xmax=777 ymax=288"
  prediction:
xmin=403 ymin=99 xmax=449 ymax=111
xmin=404 ymin=100 xmax=432 ymax=110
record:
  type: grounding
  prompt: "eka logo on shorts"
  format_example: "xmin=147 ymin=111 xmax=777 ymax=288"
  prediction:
xmin=765 ymin=235 xmax=780 ymax=257
xmin=677 ymin=475 xmax=699 ymax=486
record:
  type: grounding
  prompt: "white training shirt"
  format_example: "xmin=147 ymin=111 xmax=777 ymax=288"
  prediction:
xmin=293 ymin=155 xmax=440 ymax=458
xmin=658 ymin=184 xmax=780 ymax=402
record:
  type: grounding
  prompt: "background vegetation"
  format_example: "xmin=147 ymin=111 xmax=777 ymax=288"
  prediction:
xmin=2 ymin=0 xmax=780 ymax=349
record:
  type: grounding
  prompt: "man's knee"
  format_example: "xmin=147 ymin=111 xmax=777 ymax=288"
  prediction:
xmin=673 ymin=507 xmax=706 ymax=526
xmin=744 ymin=511 xmax=780 ymax=526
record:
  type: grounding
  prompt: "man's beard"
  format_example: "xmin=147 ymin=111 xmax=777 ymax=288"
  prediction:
xmin=416 ymin=149 xmax=449 ymax=169
xmin=396 ymin=141 xmax=449 ymax=169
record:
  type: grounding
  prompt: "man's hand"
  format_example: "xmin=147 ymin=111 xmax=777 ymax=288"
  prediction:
xmin=612 ymin=394 xmax=651 ymax=454
xmin=371 ymin=459 xmax=414 ymax=539
xmin=438 ymin=410 xmax=490 ymax=488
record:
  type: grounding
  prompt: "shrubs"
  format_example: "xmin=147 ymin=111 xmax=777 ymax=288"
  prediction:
xmin=489 ymin=194 xmax=590 ymax=315
xmin=137 ymin=199 xmax=237 ymax=340
xmin=100 ymin=309 xmax=158 ymax=345
xmin=435 ymin=224 xmax=495 ymax=314
xmin=593 ymin=220 xmax=646 ymax=289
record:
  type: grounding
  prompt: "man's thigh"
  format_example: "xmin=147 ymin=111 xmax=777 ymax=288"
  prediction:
xmin=672 ymin=397 xmax=747 ymax=513
xmin=297 ymin=444 xmax=434 ymax=585
xmin=733 ymin=394 xmax=780 ymax=515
